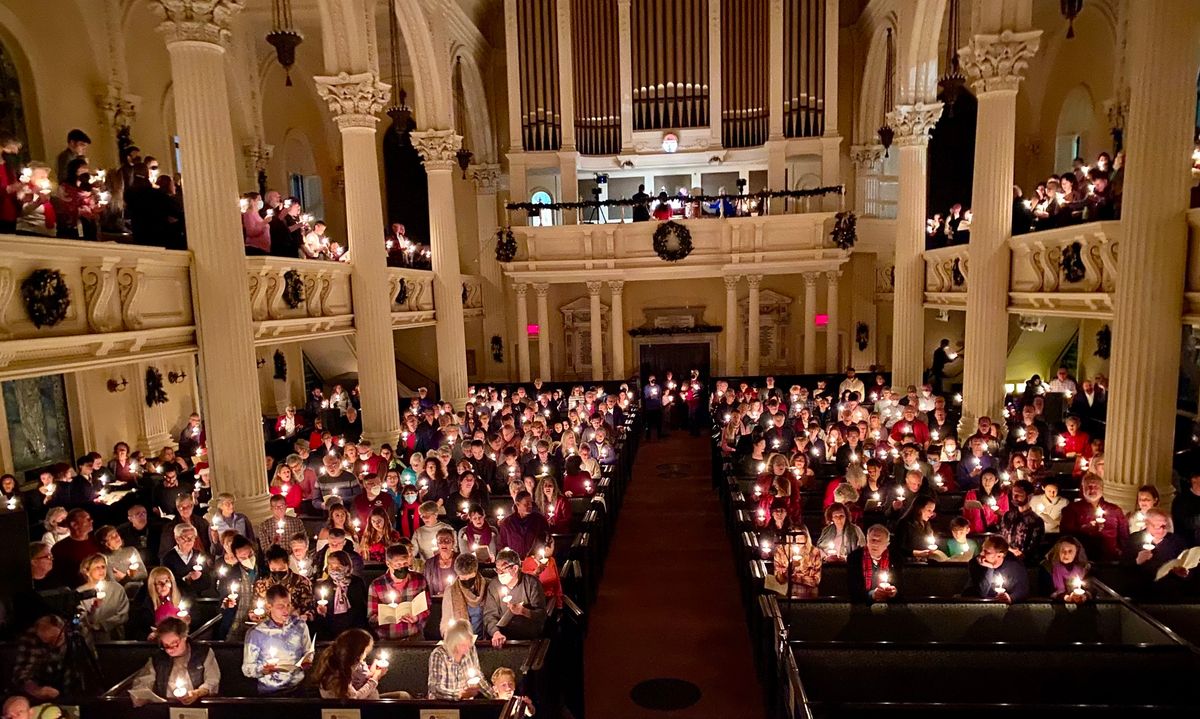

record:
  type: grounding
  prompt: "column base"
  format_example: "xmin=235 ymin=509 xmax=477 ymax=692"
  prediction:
xmin=237 ymin=491 xmax=274 ymax=525
xmin=361 ymin=428 xmax=400 ymax=452
xmin=138 ymin=431 xmax=176 ymax=457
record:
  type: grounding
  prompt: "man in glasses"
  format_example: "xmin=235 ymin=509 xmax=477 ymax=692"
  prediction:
xmin=130 ymin=616 xmax=220 ymax=706
xmin=11 ymin=615 xmax=71 ymax=702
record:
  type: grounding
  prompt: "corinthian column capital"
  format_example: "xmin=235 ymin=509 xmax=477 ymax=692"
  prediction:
xmin=412 ymin=129 xmax=464 ymax=171
xmin=470 ymin=163 xmax=503 ymax=194
xmin=959 ymin=30 xmax=1042 ymax=95
xmin=313 ymin=71 xmax=391 ymax=129
xmin=150 ymin=0 xmax=244 ymax=47
xmin=886 ymin=103 xmax=944 ymax=147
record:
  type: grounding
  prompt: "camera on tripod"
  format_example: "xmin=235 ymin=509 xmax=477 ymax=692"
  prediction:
xmin=586 ymin=173 xmax=610 ymax=223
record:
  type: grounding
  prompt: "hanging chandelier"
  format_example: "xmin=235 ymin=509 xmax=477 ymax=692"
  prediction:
xmin=453 ymin=58 xmax=473 ymax=178
xmin=877 ymin=28 xmax=896 ymax=156
xmin=384 ymin=0 xmax=414 ymax=135
xmin=1061 ymin=0 xmax=1084 ymax=39
xmin=938 ymin=0 xmax=966 ymax=117
xmin=266 ymin=0 xmax=303 ymax=86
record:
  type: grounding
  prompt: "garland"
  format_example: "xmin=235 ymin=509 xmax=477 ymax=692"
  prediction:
xmin=21 ymin=268 xmax=70 ymax=328
xmin=506 ymin=184 xmax=845 ymax=213
xmin=1061 ymin=241 xmax=1086 ymax=283
xmin=145 ymin=366 xmax=169 ymax=407
xmin=830 ymin=211 xmax=858 ymax=250
xmin=282 ymin=270 xmax=305 ymax=309
xmin=653 ymin=220 xmax=693 ymax=262
xmin=273 ymin=350 xmax=287 ymax=381
xmin=629 ymin=324 xmax=722 ymax=337
xmin=1095 ymin=325 xmax=1111 ymax=360
xmin=495 ymin=227 xmax=518 ymax=262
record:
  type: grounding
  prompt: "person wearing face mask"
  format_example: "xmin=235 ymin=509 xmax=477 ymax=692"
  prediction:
xmin=351 ymin=473 xmax=396 ymax=528
xmin=313 ymin=550 xmax=369 ymax=635
xmin=53 ymin=157 xmax=99 ymax=240
xmin=313 ymin=528 xmax=365 ymax=579
xmin=441 ymin=553 xmax=487 ymax=636
xmin=367 ymin=544 xmax=430 ymax=639
xmin=241 ymin=191 xmax=271 ymax=255
xmin=218 ymin=536 xmax=260 ymax=641
xmin=0 ymin=133 xmax=24 ymax=234
xmin=484 ymin=548 xmax=547 ymax=647
xmin=395 ymin=484 xmax=423 ymax=538
xmin=252 ymin=546 xmax=314 ymax=621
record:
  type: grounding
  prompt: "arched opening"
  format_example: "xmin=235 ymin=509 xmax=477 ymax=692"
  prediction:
xmin=0 ymin=35 xmax=29 ymax=162
xmin=1054 ymin=84 xmax=1099 ymax=174
xmin=283 ymin=130 xmax=323 ymax=224
xmin=383 ymin=108 xmax=430 ymax=243
xmin=927 ymin=91 xmax=978 ymax=225
xmin=530 ymin=189 xmax=554 ymax=227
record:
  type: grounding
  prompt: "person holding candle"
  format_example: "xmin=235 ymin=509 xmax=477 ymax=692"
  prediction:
xmin=76 ymin=554 xmax=128 ymax=640
xmin=770 ymin=527 xmax=823 ymax=598
xmin=312 ymin=550 xmax=369 ymax=635
xmin=427 ymin=620 xmax=485 ymax=700
xmin=361 ymin=507 xmax=402 ymax=563
xmin=208 ymin=493 xmax=256 ymax=549
xmin=446 ymin=471 xmax=489 ymax=527
xmin=412 ymin=501 xmax=455 ymax=561
xmin=311 ymin=628 xmax=397 ymax=699
xmin=425 ymin=528 xmax=461 ymax=598
xmin=485 ymin=548 xmax=547 ymax=646
xmin=241 ymin=585 xmax=312 ymax=695
xmin=217 ymin=535 xmax=260 ymax=641
xmin=896 ymin=497 xmax=939 ymax=562
xmin=160 ymin=524 xmax=213 ymax=598
xmin=962 ymin=469 xmax=1009 ymax=534
xmin=367 ymin=543 xmax=430 ymax=639
xmin=253 ymin=545 xmax=315 ymax=621
xmin=966 ymin=536 xmax=1029 ymax=604
xmin=933 ymin=517 xmax=978 ymax=562
xmin=134 ymin=567 xmax=186 ymax=639
xmin=38 ymin=508 xmax=69 ymax=550
xmin=95 ymin=524 xmax=145 ymax=589
xmin=954 ymin=438 xmax=996 ymax=491
xmin=1060 ymin=474 xmax=1129 ymax=562
xmin=884 ymin=470 xmax=933 ymax=527
xmin=1040 ymin=537 xmax=1091 ymax=603
xmin=442 ymin=553 xmax=488 ymax=636
xmin=521 ymin=534 xmax=564 ymax=606
xmin=534 ymin=477 xmax=570 ymax=534
xmin=999 ymin=480 xmax=1046 ymax=562
xmin=317 ymin=502 xmax=360 ymax=550
xmin=846 ymin=525 xmax=899 ymax=604
xmin=265 ymin=464 xmax=301 ymax=512
xmin=130 ymin=617 xmax=219 ymax=706
xmin=1134 ymin=508 xmax=1187 ymax=579
xmin=457 ymin=504 xmax=499 ymax=561
xmin=1031 ymin=478 xmax=1068 ymax=533
xmin=816 ymin=502 xmax=865 ymax=562
xmin=313 ymin=528 xmax=365 ymax=580
xmin=1127 ymin=485 xmax=1160 ymax=535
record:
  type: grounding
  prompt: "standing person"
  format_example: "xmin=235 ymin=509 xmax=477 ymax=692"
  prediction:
xmin=0 ymin=133 xmax=24 ymax=234
xmin=367 ymin=544 xmax=430 ymax=640
xmin=631 ymin=184 xmax=651 ymax=222
xmin=241 ymin=585 xmax=312 ymax=695
xmin=54 ymin=129 xmax=90 ymax=184
xmin=49 ymin=509 xmax=100 ymax=588
xmin=643 ymin=375 xmax=665 ymax=440
xmin=928 ymin=339 xmax=961 ymax=395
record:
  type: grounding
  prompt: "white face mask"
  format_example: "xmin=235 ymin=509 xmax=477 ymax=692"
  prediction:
xmin=240 ymin=556 xmax=256 ymax=570
xmin=497 ymin=571 xmax=514 ymax=586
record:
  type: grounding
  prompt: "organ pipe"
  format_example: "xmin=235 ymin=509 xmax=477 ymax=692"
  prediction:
xmin=516 ymin=0 xmax=562 ymax=151
xmin=631 ymin=0 xmax=708 ymax=130
xmin=572 ymin=0 xmax=620 ymax=155
xmin=720 ymin=0 xmax=766 ymax=148
xmin=783 ymin=0 xmax=825 ymax=138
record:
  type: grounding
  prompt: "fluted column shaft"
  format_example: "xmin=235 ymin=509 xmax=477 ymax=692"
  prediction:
xmin=724 ymin=275 xmax=740 ymax=374
xmin=514 ymin=284 xmax=531 ymax=382
xmin=534 ymin=284 xmax=551 ymax=381
xmin=587 ymin=282 xmax=604 ymax=381
xmin=609 ymin=281 xmax=625 ymax=380
xmin=958 ymin=30 xmax=1041 ymax=435
xmin=747 ymin=275 xmax=762 ymax=376
xmin=825 ymin=271 xmax=841 ymax=372
xmin=803 ymin=272 xmax=818 ymax=373
xmin=153 ymin=0 xmax=267 ymax=517
xmin=314 ymin=71 xmax=401 ymax=448
xmin=471 ymin=165 xmax=507 ymax=381
xmin=412 ymin=130 xmax=470 ymax=407
xmin=1105 ymin=1 xmax=1200 ymax=507
xmin=888 ymin=103 xmax=943 ymax=389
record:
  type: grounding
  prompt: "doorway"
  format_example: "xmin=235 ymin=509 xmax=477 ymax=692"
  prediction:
xmin=638 ymin=342 xmax=711 ymax=383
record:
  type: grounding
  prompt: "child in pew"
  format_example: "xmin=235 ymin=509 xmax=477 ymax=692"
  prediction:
xmin=242 ymin=584 xmax=312 ymax=695
xmin=491 ymin=667 xmax=535 ymax=715
xmin=413 ymin=502 xmax=455 ymax=561
xmin=932 ymin=517 xmax=977 ymax=562
xmin=310 ymin=628 xmax=410 ymax=699
xmin=1041 ymin=536 xmax=1092 ymax=603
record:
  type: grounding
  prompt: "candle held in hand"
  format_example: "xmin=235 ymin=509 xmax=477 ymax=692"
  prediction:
xmin=173 ymin=678 xmax=187 ymax=698
xmin=375 ymin=649 xmax=390 ymax=669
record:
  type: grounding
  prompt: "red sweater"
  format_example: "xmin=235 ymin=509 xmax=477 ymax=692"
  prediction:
xmin=1060 ymin=498 xmax=1128 ymax=561
xmin=889 ymin=420 xmax=931 ymax=445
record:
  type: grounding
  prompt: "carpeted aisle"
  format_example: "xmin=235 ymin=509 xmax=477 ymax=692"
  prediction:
xmin=583 ymin=433 xmax=766 ymax=718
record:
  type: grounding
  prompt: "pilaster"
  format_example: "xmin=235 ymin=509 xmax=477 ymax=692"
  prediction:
xmin=587 ymin=281 xmax=604 ymax=381
xmin=746 ymin=274 xmax=762 ymax=376
xmin=514 ymin=283 xmax=531 ymax=382
xmin=609 ymin=281 xmax=625 ymax=380
xmin=825 ymin=270 xmax=841 ymax=373
xmin=471 ymin=164 xmax=509 ymax=381
xmin=724 ymin=275 xmax=740 ymax=375
xmin=534 ymin=283 xmax=552 ymax=381
xmin=802 ymin=272 xmax=819 ymax=373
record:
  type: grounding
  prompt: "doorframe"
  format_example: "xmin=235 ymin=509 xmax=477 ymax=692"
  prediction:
xmin=631 ymin=333 xmax=719 ymax=379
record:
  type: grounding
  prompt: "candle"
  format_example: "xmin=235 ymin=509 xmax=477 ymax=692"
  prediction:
xmin=878 ymin=571 xmax=891 ymax=589
xmin=467 ymin=667 xmax=480 ymax=686
xmin=993 ymin=576 xmax=1006 ymax=595
xmin=177 ymin=601 xmax=189 ymax=618
xmin=1142 ymin=532 xmax=1154 ymax=552
xmin=228 ymin=581 xmax=239 ymax=601
xmin=895 ymin=488 xmax=905 ymax=500
xmin=495 ymin=508 xmax=506 ymax=519
xmin=280 ymin=483 xmax=290 ymax=497
xmin=871 ymin=492 xmax=880 ymax=502
xmin=760 ymin=541 xmax=772 ymax=556
xmin=95 ymin=581 xmax=106 ymax=600
xmin=276 ymin=520 xmax=285 ymax=534
xmin=192 ymin=555 xmax=204 ymax=573
xmin=756 ymin=508 xmax=766 ymax=522
xmin=352 ymin=518 xmax=361 ymax=532
xmin=318 ymin=587 xmax=329 ymax=607
xmin=926 ymin=535 xmax=937 ymax=552
xmin=255 ymin=598 xmax=266 ymax=615
xmin=825 ymin=541 xmax=836 ymax=555
xmin=931 ymin=430 xmax=940 ymax=441
xmin=297 ymin=559 xmax=307 ymax=575
xmin=129 ymin=556 xmax=140 ymax=571
xmin=375 ymin=650 xmax=390 ymax=669
xmin=1035 ymin=502 xmax=1045 ymax=514
xmin=173 ymin=678 xmax=187 ymax=698
xmin=4 ymin=497 xmax=14 ymax=510
xmin=267 ymin=647 xmax=278 ymax=664
xmin=1071 ymin=577 xmax=1085 ymax=596
xmin=388 ymin=591 xmax=398 ymax=608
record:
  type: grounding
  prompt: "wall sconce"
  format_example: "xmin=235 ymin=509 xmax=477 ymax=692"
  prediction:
xmin=256 ymin=357 xmax=267 ymax=368
xmin=168 ymin=370 xmax=188 ymax=384
xmin=106 ymin=377 xmax=128 ymax=393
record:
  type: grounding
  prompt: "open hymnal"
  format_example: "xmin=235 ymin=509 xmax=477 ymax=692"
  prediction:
xmin=378 ymin=592 xmax=429 ymax=625
xmin=472 ymin=545 xmax=493 ymax=563
xmin=128 ymin=688 xmax=168 ymax=706
xmin=1155 ymin=547 xmax=1200 ymax=581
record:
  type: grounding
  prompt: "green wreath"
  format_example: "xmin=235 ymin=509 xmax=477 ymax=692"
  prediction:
xmin=653 ymin=220 xmax=693 ymax=262
xmin=495 ymin=227 xmax=517 ymax=262
xmin=21 ymin=268 xmax=71 ymax=328
xmin=282 ymin=270 xmax=305 ymax=309
xmin=145 ymin=366 xmax=169 ymax=407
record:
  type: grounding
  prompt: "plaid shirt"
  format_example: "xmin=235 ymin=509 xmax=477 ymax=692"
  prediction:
xmin=426 ymin=643 xmax=482 ymax=699
xmin=255 ymin=515 xmax=308 ymax=555
xmin=12 ymin=628 xmax=71 ymax=694
xmin=367 ymin=571 xmax=430 ymax=639
xmin=253 ymin=571 xmax=316 ymax=617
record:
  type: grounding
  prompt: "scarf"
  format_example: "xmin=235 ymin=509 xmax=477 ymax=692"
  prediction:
xmin=448 ymin=573 xmax=487 ymax=625
xmin=862 ymin=548 xmax=890 ymax=590
xmin=332 ymin=576 xmax=351 ymax=615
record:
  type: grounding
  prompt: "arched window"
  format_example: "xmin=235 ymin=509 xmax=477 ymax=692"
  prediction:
xmin=1054 ymin=84 xmax=1098 ymax=174
xmin=0 ymin=38 xmax=29 ymax=159
xmin=530 ymin=190 xmax=554 ymax=227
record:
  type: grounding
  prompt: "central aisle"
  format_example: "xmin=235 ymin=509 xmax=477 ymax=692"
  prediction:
xmin=584 ymin=433 xmax=766 ymax=718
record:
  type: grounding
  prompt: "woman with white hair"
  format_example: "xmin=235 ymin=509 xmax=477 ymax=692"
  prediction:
xmin=427 ymin=619 xmax=484 ymax=700
xmin=208 ymin=493 xmax=255 ymax=548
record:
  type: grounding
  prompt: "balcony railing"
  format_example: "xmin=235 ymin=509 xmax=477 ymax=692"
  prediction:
xmin=0 ymin=234 xmax=194 ymax=378
xmin=462 ymin=275 xmax=483 ymax=318
xmin=1008 ymin=221 xmax=1119 ymax=318
xmin=245 ymin=257 xmax=354 ymax=343
xmin=507 ymin=212 xmax=838 ymax=274
xmin=388 ymin=268 xmax=436 ymax=329
xmin=923 ymin=245 xmax=969 ymax=311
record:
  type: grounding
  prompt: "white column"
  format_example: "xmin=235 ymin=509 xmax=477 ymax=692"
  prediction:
xmin=768 ymin=0 xmax=784 ymax=141
xmin=803 ymin=272 xmax=819 ymax=373
xmin=850 ymin=144 xmax=885 ymax=216
xmin=412 ymin=129 xmax=470 ymax=406
xmin=822 ymin=0 xmax=839 ymax=137
xmin=887 ymin=103 xmax=943 ymax=388
xmin=825 ymin=270 xmax=841 ymax=372
xmin=617 ymin=0 xmax=633 ymax=152
xmin=514 ymin=283 xmax=531 ymax=382
xmin=708 ymin=0 xmax=722 ymax=147
xmin=471 ymin=164 xmax=508 ymax=381
xmin=958 ymin=30 xmax=1041 ymax=435
xmin=151 ymin=0 xmax=267 ymax=518
xmin=587 ymin=281 xmax=604 ymax=381
xmin=609 ymin=281 xmax=625 ymax=380
xmin=747 ymin=275 xmax=762 ymax=376
xmin=1104 ymin=0 xmax=1200 ymax=507
xmin=314 ymin=71 xmax=402 ymax=449
xmin=534 ymin=283 xmax=551 ymax=381
xmin=503 ymin=0 xmax=523 ymax=151
xmin=724 ymin=275 xmax=740 ymax=374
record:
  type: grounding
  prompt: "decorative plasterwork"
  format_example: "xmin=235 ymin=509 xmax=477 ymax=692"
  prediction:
xmin=958 ymin=30 xmax=1042 ymax=95
xmin=313 ymin=71 xmax=391 ymax=129
xmin=412 ymin=129 xmax=464 ymax=171
xmin=850 ymin=144 xmax=885 ymax=173
xmin=886 ymin=102 xmax=944 ymax=146
xmin=470 ymin=164 xmax=503 ymax=195
xmin=149 ymin=0 xmax=244 ymax=47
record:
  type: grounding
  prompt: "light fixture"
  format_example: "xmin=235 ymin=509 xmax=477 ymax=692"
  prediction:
xmin=937 ymin=0 xmax=965 ymax=117
xmin=456 ymin=147 xmax=474 ymax=179
xmin=384 ymin=1 xmax=413 ymax=135
xmin=106 ymin=377 xmax=128 ymax=393
xmin=1060 ymin=0 xmax=1084 ymax=39
xmin=661 ymin=132 xmax=679 ymax=153
xmin=168 ymin=370 xmax=188 ymax=384
xmin=256 ymin=357 xmax=267 ymax=369
xmin=878 ymin=29 xmax=896 ymax=156
xmin=936 ymin=309 xmax=950 ymax=322
xmin=266 ymin=0 xmax=303 ymax=86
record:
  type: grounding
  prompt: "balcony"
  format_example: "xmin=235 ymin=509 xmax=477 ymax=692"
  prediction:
xmin=504 ymin=212 xmax=845 ymax=282
xmin=245 ymin=257 xmax=355 ymax=344
xmin=0 ymin=234 xmax=194 ymax=379
xmin=923 ymin=245 xmax=969 ymax=311
xmin=1008 ymin=221 xmax=1119 ymax=318
xmin=462 ymin=275 xmax=483 ymax=318
xmin=388 ymin=268 xmax=436 ymax=329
